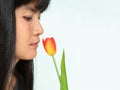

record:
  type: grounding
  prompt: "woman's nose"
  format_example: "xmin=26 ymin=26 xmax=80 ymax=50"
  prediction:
xmin=33 ymin=21 xmax=44 ymax=36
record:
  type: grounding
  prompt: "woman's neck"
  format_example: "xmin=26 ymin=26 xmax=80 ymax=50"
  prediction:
xmin=5 ymin=72 xmax=16 ymax=90
xmin=5 ymin=58 xmax=19 ymax=90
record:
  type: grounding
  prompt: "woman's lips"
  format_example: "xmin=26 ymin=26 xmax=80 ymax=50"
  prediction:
xmin=30 ymin=41 xmax=39 ymax=48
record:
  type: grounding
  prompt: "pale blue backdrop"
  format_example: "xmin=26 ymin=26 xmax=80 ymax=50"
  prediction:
xmin=34 ymin=0 xmax=120 ymax=90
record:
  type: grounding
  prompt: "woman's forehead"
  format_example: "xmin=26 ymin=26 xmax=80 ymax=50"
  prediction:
xmin=17 ymin=3 xmax=40 ymax=13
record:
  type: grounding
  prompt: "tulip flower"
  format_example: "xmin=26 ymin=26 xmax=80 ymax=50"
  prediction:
xmin=42 ymin=37 xmax=56 ymax=56
xmin=42 ymin=37 xmax=69 ymax=90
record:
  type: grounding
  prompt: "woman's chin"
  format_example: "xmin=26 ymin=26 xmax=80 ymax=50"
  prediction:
xmin=21 ymin=52 xmax=37 ymax=60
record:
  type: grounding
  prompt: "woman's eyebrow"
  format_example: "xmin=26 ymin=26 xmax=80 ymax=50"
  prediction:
xmin=25 ymin=6 xmax=38 ymax=13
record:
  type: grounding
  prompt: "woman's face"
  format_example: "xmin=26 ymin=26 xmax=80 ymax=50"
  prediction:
xmin=15 ymin=3 xmax=43 ymax=61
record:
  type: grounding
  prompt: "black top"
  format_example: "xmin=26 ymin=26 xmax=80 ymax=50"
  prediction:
xmin=14 ymin=70 xmax=27 ymax=90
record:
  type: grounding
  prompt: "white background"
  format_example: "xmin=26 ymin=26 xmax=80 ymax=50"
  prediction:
xmin=34 ymin=0 xmax=120 ymax=90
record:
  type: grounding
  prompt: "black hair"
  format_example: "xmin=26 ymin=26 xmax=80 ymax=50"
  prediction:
xmin=0 ymin=0 xmax=50 ymax=90
xmin=14 ymin=0 xmax=50 ymax=13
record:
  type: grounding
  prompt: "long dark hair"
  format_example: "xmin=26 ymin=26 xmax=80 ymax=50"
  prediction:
xmin=0 ymin=0 xmax=50 ymax=90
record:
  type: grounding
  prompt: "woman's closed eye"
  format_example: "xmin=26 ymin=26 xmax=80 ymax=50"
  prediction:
xmin=23 ymin=16 xmax=32 ymax=21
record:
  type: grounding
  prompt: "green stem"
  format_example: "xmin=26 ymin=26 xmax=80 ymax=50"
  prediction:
xmin=52 ymin=55 xmax=61 ymax=82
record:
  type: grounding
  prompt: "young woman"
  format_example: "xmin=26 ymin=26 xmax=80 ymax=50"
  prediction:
xmin=0 ymin=0 xmax=50 ymax=90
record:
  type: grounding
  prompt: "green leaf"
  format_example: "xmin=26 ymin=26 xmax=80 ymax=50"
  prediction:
xmin=60 ymin=50 xmax=69 ymax=90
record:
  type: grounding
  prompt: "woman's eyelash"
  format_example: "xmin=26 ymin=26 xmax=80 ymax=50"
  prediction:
xmin=38 ymin=16 xmax=40 ymax=20
xmin=23 ymin=16 xmax=32 ymax=21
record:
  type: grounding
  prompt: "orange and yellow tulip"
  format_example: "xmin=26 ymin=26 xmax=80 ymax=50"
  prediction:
xmin=42 ymin=37 xmax=68 ymax=90
xmin=42 ymin=37 xmax=56 ymax=56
